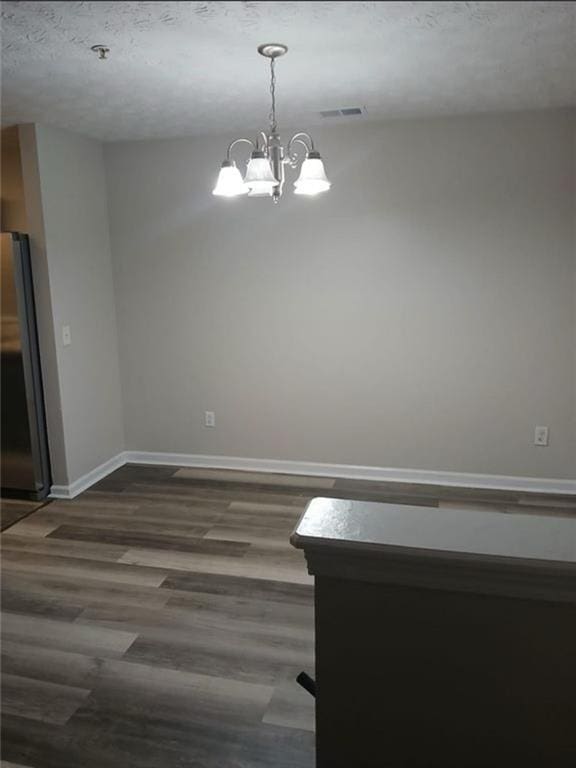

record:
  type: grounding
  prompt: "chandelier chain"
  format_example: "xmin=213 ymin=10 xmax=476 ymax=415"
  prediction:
xmin=269 ymin=57 xmax=277 ymax=133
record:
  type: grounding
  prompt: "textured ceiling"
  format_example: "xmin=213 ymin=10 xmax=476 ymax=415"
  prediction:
xmin=1 ymin=1 xmax=575 ymax=141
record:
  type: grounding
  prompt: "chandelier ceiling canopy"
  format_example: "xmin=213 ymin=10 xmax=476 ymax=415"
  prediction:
xmin=213 ymin=44 xmax=331 ymax=204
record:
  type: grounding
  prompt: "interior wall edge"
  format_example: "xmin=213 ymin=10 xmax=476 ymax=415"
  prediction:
xmin=28 ymin=122 xmax=126 ymax=485
xmin=49 ymin=451 xmax=128 ymax=498
xmin=18 ymin=122 xmax=71 ymax=486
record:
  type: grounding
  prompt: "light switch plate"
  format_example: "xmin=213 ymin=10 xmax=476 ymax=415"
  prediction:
xmin=62 ymin=325 xmax=71 ymax=346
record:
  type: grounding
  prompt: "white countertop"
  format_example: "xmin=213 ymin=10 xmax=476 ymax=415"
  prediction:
xmin=291 ymin=498 xmax=576 ymax=600
xmin=293 ymin=498 xmax=576 ymax=563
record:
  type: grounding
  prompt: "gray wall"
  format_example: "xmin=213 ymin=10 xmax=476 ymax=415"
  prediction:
xmin=20 ymin=124 xmax=124 ymax=485
xmin=104 ymin=110 xmax=575 ymax=480
xmin=573 ymin=124 xmax=576 ymax=480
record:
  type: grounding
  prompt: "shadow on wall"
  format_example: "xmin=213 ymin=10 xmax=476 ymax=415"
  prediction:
xmin=1 ymin=126 xmax=28 ymax=232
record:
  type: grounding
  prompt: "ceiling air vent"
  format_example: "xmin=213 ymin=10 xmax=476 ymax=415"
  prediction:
xmin=320 ymin=107 xmax=364 ymax=118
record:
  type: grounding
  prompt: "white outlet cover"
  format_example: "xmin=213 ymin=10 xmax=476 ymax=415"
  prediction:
xmin=205 ymin=411 xmax=215 ymax=428
xmin=534 ymin=426 xmax=549 ymax=447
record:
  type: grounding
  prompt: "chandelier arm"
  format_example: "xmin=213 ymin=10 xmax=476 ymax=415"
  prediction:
xmin=285 ymin=137 xmax=310 ymax=167
xmin=226 ymin=137 xmax=256 ymax=161
xmin=258 ymin=131 xmax=269 ymax=153
xmin=287 ymin=132 xmax=315 ymax=158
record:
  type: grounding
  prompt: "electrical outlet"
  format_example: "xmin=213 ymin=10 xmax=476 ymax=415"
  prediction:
xmin=205 ymin=411 xmax=215 ymax=428
xmin=534 ymin=426 xmax=549 ymax=447
xmin=62 ymin=325 xmax=72 ymax=346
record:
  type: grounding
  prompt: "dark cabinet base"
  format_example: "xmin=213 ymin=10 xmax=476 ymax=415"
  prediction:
xmin=315 ymin=577 xmax=576 ymax=768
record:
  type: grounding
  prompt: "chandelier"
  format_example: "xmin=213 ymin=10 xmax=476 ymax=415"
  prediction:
xmin=213 ymin=43 xmax=331 ymax=204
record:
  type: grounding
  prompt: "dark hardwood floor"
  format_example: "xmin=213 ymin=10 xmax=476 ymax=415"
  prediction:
xmin=1 ymin=464 xmax=574 ymax=768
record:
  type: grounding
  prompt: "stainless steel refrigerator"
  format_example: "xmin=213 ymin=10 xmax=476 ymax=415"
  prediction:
xmin=1 ymin=232 xmax=51 ymax=498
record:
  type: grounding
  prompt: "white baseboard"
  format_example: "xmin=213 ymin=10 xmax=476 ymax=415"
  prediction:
xmin=50 ymin=449 xmax=576 ymax=499
xmin=125 ymin=451 xmax=576 ymax=495
xmin=50 ymin=452 xmax=128 ymax=499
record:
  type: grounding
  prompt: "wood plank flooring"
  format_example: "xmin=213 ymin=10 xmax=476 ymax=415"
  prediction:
xmin=0 ymin=499 xmax=48 ymax=532
xmin=1 ymin=464 xmax=575 ymax=768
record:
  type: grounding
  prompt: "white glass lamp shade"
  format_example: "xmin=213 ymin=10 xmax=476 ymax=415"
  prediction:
xmin=212 ymin=160 xmax=248 ymax=197
xmin=244 ymin=151 xmax=277 ymax=194
xmin=294 ymin=152 xmax=331 ymax=195
xmin=248 ymin=186 xmax=273 ymax=197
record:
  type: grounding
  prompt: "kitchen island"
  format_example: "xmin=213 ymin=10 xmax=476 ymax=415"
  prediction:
xmin=291 ymin=498 xmax=576 ymax=767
